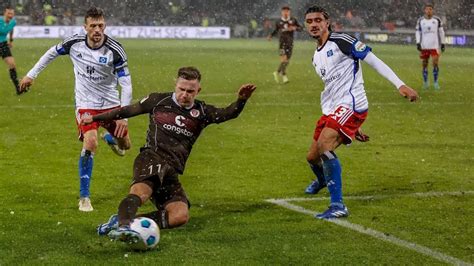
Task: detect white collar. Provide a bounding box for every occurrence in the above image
[172,93,194,110]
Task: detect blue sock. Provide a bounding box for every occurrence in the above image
[433,66,439,83]
[103,132,117,145]
[78,149,94,198]
[422,68,428,83]
[309,163,326,188]
[321,151,343,207]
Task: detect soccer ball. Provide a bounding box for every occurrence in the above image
[128,217,160,250]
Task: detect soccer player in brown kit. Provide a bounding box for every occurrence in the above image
[267,5,302,84]
[83,67,257,243]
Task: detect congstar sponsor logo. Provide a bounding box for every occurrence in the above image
[162,124,193,137]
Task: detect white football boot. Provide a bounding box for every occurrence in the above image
[79,197,94,212]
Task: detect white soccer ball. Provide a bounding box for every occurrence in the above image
[128,217,160,250]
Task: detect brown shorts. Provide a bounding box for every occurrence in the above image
[279,42,293,59]
[133,148,190,209]
[0,42,12,59]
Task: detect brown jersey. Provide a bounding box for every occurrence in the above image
[270,17,302,45]
[92,92,248,174]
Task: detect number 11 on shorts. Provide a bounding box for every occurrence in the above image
[148,164,162,175]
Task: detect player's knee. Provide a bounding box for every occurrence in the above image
[169,210,189,227]
[83,135,98,151]
[175,212,190,226]
[316,139,331,155]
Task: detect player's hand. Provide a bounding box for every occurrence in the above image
[355,129,370,142]
[80,113,93,125]
[114,119,128,138]
[19,76,33,93]
[238,84,257,100]
[441,44,445,52]
[416,43,422,51]
[398,85,419,102]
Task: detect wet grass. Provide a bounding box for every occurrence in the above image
[0,39,473,264]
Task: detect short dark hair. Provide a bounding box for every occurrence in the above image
[178,67,201,82]
[305,5,330,20]
[84,6,105,23]
[424,3,434,8]
[281,6,290,11]
[4,5,14,11]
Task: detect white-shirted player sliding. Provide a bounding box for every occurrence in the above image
[416,3,445,90]
[303,5,419,219]
[19,7,133,212]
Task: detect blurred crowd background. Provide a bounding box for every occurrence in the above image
[1,0,472,36]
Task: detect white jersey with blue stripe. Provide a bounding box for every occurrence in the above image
[55,34,129,109]
[415,16,445,50]
[311,32,371,115]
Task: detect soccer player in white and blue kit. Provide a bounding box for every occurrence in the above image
[416,3,445,89]
[19,7,133,212]
[303,6,419,219]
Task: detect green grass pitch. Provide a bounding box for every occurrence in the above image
[0,39,473,264]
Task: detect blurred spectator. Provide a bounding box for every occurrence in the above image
[44,10,57,25]
[201,15,209,27]
[249,18,258,37]
[4,0,471,31]
[15,3,24,15]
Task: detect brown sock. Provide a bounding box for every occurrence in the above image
[117,194,141,226]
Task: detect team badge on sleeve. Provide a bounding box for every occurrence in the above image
[354,41,367,52]
[352,40,371,59]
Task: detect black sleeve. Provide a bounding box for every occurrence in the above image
[435,17,442,28]
[330,35,354,57]
[294,18,303,31]
[203,99,247,125]
[92,93,163,121]
[55,34,84,55]
[270,21,279,37]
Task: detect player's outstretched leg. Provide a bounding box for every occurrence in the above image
[78,149,94,212]
[108,194,142,242]
[315,151,349,219]
[102,132,126,156]
[138,201,189,229]
[139,209,171,229]
[305,163,327,194]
